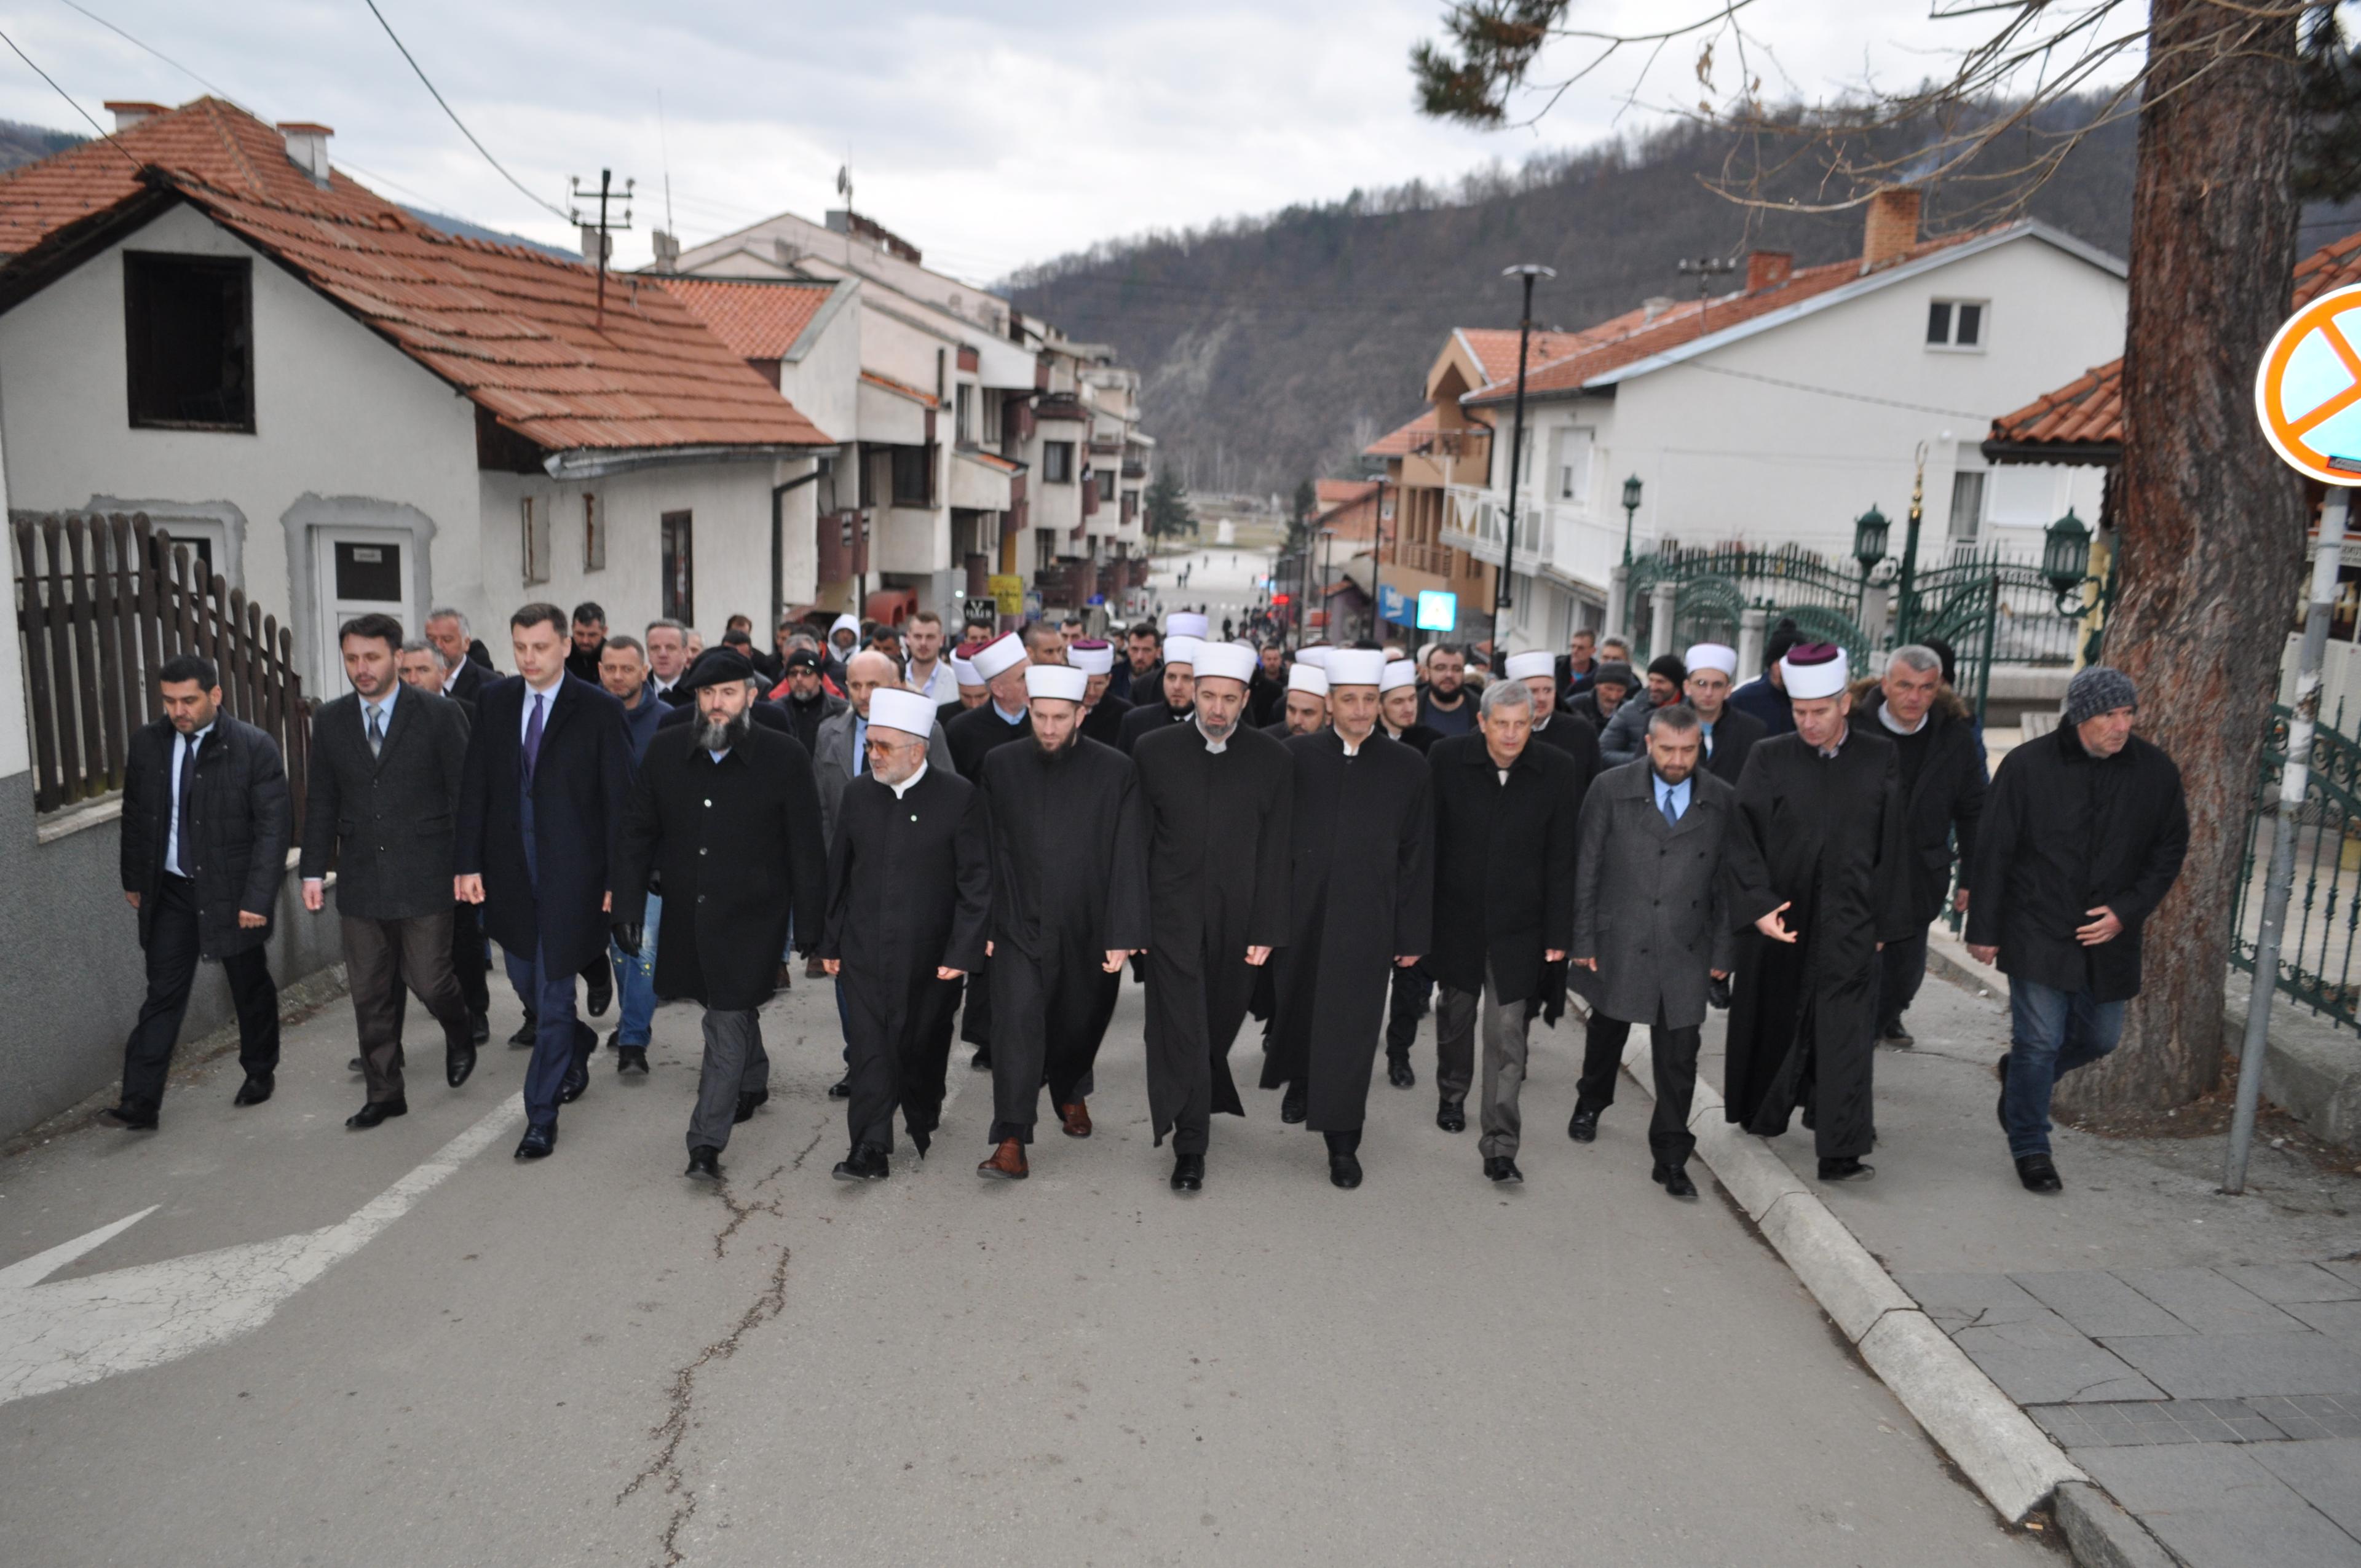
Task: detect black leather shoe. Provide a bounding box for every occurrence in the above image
[1436,1099,1466,1134]
[446,1044,477,1088]
[734,1088,768,1124]
[1878,1023,1915,1049]
[1329,1153,1363,1189]
[586,969,613,1018]
[685,1146,722,1181]
[616,1046,649,1075]
[97,1104,158,1130]
[1386,1057,1415,1089]
[1484,1155,1524,1184]
[346,1098,408,1130]
[1170,1152,1204,1192]
[469,1011,490,1045]
[1654,1163,1698,1198]
[832,1146,890,1182]
[1817,1156,1875,1182]
[559,1063,589,1104]
[971,1047,992,1071]
[233,1075,273,1107]
[1567,1105,1600,1143]
[826,1077,852,1099]
[508,1016,537,1047]
[515,1121,555,1159]
[347,1056,365,1073]
[2015,1153,2063,1194]
[1279,1084,1307,1124]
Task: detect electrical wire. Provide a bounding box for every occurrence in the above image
[0,22,136,167]
[53,0,237,102]
[360,0,570,223]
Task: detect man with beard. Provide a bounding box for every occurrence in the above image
[814,649,955,849]
[1110,621,1161,705]
[1506,650,1605,790]
[1131,639,1291,1191]
[1418,644,1476,737]
[564,601,607,684]
[1599,654,1690,766]
[975,663,1149,1178]
[777,648,848,752]
[1069,638,1133,746]
[1247,641,1287,729]
[943,648,988,723]
[818,687,991,1180]
[1378,659,1441,754]
[1565,660,1633,736]
[1722,645,1913,1183]
[1118,635,1200,751]
[945,633,1034,782]
[612,651,827,1179]
[1268,661,1327,737]
[1261,649,1432,1188]
[1680,643,1766,785]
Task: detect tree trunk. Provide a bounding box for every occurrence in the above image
[2058,0,2305,1117]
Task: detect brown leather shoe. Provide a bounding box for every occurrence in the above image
[976,1138,1029,1179]
[1059,1100,1092,1138]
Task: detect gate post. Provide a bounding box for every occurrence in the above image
[1607,562,1631,642]
[1737,605,1768,681]
[1648,581,1679,663]
[1861,579,1892,652]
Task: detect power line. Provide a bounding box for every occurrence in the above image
[53,0,235,102]
[1679,360,1993,420]
[360,0,569,223]
[0,22,136,168]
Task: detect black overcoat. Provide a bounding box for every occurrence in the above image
[120,713,289,959]
[455,675,633,976]
[1117,698,1193,754]
[612,724,828,1010]
[946,701,1032,782]
[1080,692,1133,748]
[819,766,992,1035]
[1849,687,1987,925]
[299,686,470,921]
[982,735,1149,964]
[1262,731,1434,1131]
[1530,710,1604,801]
[1425,732,1580,1004]
[1701,705,1768,786]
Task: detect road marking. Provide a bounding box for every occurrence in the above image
[0,1093,524,1407]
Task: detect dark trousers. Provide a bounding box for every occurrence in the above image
[1576,1004,1704,1168]
[690,1008,769,1153]
[344,909,469,1104]
[1875,929,1930,1033]
[842,973,962,1153]
[449,900,489,1017]
[120,874,278,1112]
[1385,964,1433,1063]
[987,946,1120,1144]
[504,946,593,1123]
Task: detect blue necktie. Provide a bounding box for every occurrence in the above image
[523,693,546,782]
[1661,787,1680,827]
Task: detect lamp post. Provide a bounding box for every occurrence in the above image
[1496,263,1556,662]
[1853,504,1891,574]
[1368,473,1386,643]
[1620,473,1642,567]
[1896,441,1928,639]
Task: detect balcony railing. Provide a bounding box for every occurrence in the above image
[1438,486,1656,593]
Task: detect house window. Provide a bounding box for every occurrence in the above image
[1927,299,1987,350]
[1947,471,1985,543]
[582,494,605,571]
[1556,427,1594,502]
[520,496,550,585]
[1043,441,1075,483]
[890,446,933,507]
[955,382,974,445]
[661,510,694,622]
[1096,469,1117,502]
[124,252,254,431]
[1035,527,1056,572]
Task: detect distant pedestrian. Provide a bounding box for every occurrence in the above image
[1726,620,1800,737]
[1966,667,2186,1195]
[1597,654,1688,766]
[105,654,290,1129]
[1418,644,1477,736]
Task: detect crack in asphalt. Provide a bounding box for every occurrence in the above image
[711,1166,786,1261]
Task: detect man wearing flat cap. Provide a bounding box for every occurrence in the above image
[611,647,828,1180]
[1565,660,1635,736]
[1722,644,1914,1183]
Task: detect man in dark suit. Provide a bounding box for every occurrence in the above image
[403,638,494,1045]
[301,614,478,1127]
[564,601,607,685]
[456,602,635,1160]
[426,607,494,703]
[1567,705,1738,1198]
[105,653,290,1128]
[1681,643,1767,786]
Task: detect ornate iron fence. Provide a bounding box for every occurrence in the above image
[2229,704,2361,1031]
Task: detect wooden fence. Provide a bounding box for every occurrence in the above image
[11,511,309,833]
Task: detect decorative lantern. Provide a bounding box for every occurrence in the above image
[1853,504,1890,571]
[2043,508,2092,595]
[1622,474,1643,513]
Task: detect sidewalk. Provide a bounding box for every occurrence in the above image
[1684,932,2361,1567]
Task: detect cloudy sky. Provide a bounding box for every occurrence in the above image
[0,1,2141,282]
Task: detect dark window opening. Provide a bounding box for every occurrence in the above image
[661,511,694,624]
[334,540,403,600]
[1924,301,1952,345]
[125,252,254,431]
[1043,441,1075,483]
[891,446,933,507]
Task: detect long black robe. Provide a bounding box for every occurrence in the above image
[1118,697,1195,754]
[1262,731,1433,1131]
[943,701,1032,1048]
[981,735,1149,1141]
[1721,730,1915,1160]
[1132,721,1292,1151]
[1080,693,1134,748]
[818,766,992,1152]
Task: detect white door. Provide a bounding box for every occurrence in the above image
[313,528,413,696]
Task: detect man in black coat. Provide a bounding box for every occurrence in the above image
[1966,667,2186,1194]
[1261,649,1432,1188]
[1269,662,1327,737]
[426,607,493,705]
[456,602,635,1160]
[1070,638,1133,748]
[300,614,478,1127]
[405,635,495,1043]
[1378,659,1441,1085]
[105,654,291,1128]
[1849,647,1987,1048]
[563,600,607,685]
[1563,660,1633,737]
[613,651,828,1179]
[977,665,1148,1177]
[1378,660,1441,754]
[942,632,1035,1070]
[1680,643,1767,786]
[1505,650,1604,790]
[1426,679,1581,1183]
[1132,643,1292,1191]
[1116,635,1200,752]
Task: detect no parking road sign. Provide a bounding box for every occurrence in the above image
[2256,282,2361,484]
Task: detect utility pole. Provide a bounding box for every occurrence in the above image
[1367,474,1386,644]
[569,168,635,332]
[1677,255,1736,331]
[1497,264,1555,663]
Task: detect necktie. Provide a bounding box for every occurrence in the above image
[1661,787,1680,827]
[524,692,546,782]
[366,703,384,758]
[853,721,864,777]
[175,731,199,875]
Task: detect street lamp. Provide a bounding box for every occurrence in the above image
[1495,263,1556,658]
[1853,504,1891,572]
[2043,507,2093,608]
[1620,473,1643,567]
[1368,473,1387,642]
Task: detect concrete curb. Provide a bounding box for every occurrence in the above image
[1618,1035,2087,1526]
[2052,1481,2181,1568]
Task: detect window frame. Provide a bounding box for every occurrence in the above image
[1926,297,1989,353]
[520,496,550,585]
[1043,440,1076,484]
[123,250,256,433]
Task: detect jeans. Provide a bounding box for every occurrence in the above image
[2003,976,2125,1158]
[609,892,662,1048]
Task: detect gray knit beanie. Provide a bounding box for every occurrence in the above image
[2062,665,2137,728]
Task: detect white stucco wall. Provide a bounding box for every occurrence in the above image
[0,419,25,780]
[775,286,862,451]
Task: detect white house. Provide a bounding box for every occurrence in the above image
[0,98,837,694]
[1447,189,2128,652]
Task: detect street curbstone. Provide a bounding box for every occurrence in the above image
[2051,1479,2180,1568]
[1857,1310,2087,1524]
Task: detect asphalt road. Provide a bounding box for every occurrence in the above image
[1148,546,1272,636]
[0,969,2051,1566]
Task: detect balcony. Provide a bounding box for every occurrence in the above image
[1439,485,1652,595]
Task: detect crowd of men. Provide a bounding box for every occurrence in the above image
[101,596,2188,1202]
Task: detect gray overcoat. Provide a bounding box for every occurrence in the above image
[1569,758,1738,1029]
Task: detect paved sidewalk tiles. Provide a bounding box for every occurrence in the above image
[2077,1443,2361,1567]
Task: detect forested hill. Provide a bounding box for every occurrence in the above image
[1006,111,2159,497]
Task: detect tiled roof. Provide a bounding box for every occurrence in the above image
[1456,327,1608,387]
[1987,228,2361,457]
[0,97,832,453]
[860,369,938,408]
[1363,408,1437,457]
[654,275,835,359]
[1465,228,1998,405]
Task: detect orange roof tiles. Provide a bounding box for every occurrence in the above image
[1363,408,1437,457]
[1457,327,1607,387]
[0,97,832,453]
[1988,228,2361,457]
[654,275,834,359]
[860,369,939,408]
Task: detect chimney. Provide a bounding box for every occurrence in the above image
[1640,295,1675,325]
[1745,250,1793,293]
[578,225,612,264]
[651,229,681,269]
[104,101,166,133]
[276,122,333,187]
[1861,186,1922,272]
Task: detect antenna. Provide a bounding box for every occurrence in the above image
[1676,255,1736,329]
[568,168,636,331]
[836,162,852,213]
[656,89,674,237]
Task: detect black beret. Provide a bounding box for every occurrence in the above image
[680,647,757,691]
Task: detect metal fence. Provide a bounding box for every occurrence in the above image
[11,510,310,833]
[2229,704,2361,1031]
